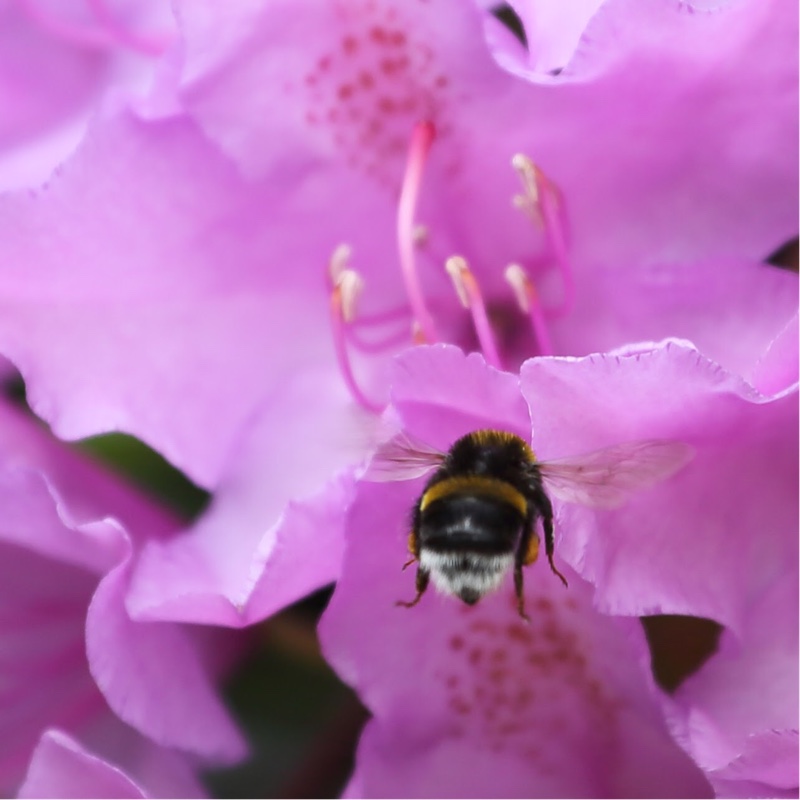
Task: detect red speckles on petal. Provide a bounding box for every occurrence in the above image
[433,592,625,773]
[298,0,459,186]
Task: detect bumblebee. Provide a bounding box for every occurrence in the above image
[369,428,693,621]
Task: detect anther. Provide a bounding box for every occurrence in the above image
[328,244,364,322]
[505,264,553,356]
[511,153,541,222]
[398,121,439,344]
[445,256,502,370]
[511,154,575,316]
[329,243,352,283]
[328,246,385,414]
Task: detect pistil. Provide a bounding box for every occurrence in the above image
[397,121,440,344]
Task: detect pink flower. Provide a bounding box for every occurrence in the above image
[0,0,174,191]
[0,0,794,630]
[0,396,246,795]
[319,342,797,797]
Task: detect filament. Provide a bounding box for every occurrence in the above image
[505,264,554,356]
[445,256,502,369]
[512,154,575,316]
[328,246,386,414]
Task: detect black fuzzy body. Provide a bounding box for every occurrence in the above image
[399,430,561,618]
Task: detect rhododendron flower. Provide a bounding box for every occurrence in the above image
[0,396,246,795]
[319,342,798,798]
[0,0,795,629]
[0,0,174,191]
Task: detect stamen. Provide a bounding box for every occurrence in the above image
[397,121,439,344]
[505,264,554,356]
[512,154,575,316]
[445,256,502,370]
[330,247,411,352]
[328,247,385,414]
[338,269,364,324]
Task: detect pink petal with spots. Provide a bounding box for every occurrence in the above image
[176,0,797,271]
[321,345,710,797]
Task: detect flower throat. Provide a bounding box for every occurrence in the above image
[328,121,574,413]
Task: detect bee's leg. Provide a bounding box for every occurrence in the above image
[513,562,531,624]
[513,520,539,623]
[540,493,568,588]
[396,567,430,609]
[402,530,419,570]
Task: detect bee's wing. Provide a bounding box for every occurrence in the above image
[362,432,446,482]
[538,439,695,509]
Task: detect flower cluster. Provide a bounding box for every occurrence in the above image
[0,0,796,797]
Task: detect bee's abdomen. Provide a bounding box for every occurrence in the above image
[418,491,524,554]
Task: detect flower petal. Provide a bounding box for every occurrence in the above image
[86,561,247,762]
[519,340,798,632]
[320,345,711,797]
[126,365,372,625]
[177,0,798,268]
[482,0,604,77]
[668,570,798,796]
[550,259,798,383]
[18,730,145,799]
[321,475,710,797]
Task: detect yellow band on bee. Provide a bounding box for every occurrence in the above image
[420,475,528,518]
[468,430,536,462]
